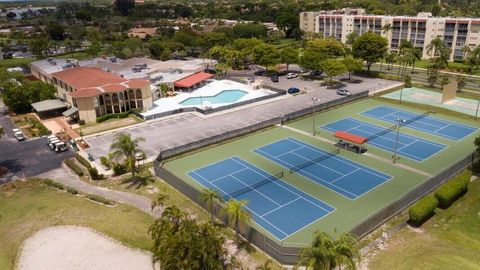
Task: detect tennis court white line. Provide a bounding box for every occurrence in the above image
[329,168,361,185]
[231,157,334,213]
[210,168,249,184]
[190,169,290,238]
[260,197,301,218]
[289,150,350,179]
[255,147,358,199]
[286,137,392,180]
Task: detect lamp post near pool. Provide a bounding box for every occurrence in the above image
[312,98,320,136]
[393,118,406,163]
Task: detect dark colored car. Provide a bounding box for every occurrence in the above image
[287,87,300,94]
[271,74,279,82]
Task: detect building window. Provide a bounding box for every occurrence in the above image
[135,89,142,99]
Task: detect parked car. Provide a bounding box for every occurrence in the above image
[47,135,58,145]
[49,138,60,150]
[54,142,68,153]
[270,74,279,82]
[287,87,300,94]
[13,129,25,141]
[336,89,351,96]
[286,73,299,79]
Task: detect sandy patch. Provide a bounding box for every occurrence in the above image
[17,226,155,270]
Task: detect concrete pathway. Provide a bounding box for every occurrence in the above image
[38,166,161,218]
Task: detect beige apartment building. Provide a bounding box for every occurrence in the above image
[300,9,480,61]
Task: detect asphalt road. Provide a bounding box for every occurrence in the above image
[0,103,73,184]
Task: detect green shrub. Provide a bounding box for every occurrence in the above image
[66,187,79,195]
[65,159,84,177]
[100,156,111,169]
[471,160,480,174]
[112,163,127,176]
[88,167,103,180]
[44,179,65,190]
[434,171,471,208]
[79,119,86,125]
[85,194,115,206]
[75,153,92,169]
[409,195,438,226]
[95,111,131,123]
[378,72,402,81]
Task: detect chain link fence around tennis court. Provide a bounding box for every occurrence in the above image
[155,151,475,265]
[156,91,369,161]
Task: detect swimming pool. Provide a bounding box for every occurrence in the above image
[180,89,247,106]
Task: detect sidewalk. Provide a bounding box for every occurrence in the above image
[38,165,161,218]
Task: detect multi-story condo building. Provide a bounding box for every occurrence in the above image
[300,9,480,61]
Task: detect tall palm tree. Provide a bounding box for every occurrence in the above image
[298,231,360,270]
[381,23,392,37]
[201,188,222,225]
[298,231,336,270]
[426,37,445,58]
[222,199,251,244]
[151,193,169,211]
[334,233,361,270]
[256,259,274,270]
[109,133,145,178]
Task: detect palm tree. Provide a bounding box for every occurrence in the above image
[381,23,392,38]
[109,133,145,179]
[334,233,360,270]
[256,259,274,270]
[222,199,251,244]
[0,126,4,139]
[151,193,169,211]
[201,188,222,225]
[426,37,445,59]
[298,231,360,270]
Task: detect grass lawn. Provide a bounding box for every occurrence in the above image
[0,58,34,69]
[0,179,154,270]
[368,176,480,270]
[271,38,300,49]
[76,115,143,136]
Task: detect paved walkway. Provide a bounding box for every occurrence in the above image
[38,166,161,218]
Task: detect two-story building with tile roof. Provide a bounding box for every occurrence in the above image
[49,67,152,123]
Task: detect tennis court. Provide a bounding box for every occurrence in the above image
[362,105,477,141]
[321,117,447,161]
[187,156,335,240]
[254,138,392,200]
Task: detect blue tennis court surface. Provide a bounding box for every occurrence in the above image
[322,118,447,161]
[254,138,392,199]
[362,105,477,141]
[187,156,335,240]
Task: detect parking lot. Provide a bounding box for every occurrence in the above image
[84,76,401,162]
[0,106,73,183]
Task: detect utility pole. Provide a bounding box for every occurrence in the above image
[312,98,320,136]
[393,118,406,163]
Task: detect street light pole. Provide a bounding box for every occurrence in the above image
[393,118,406,163]
[476,98,480,120]
[312,98,319,136]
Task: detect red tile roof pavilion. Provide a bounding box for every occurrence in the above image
[333,131,368,145]
[174,72,214,88]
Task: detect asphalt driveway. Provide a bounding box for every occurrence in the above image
[0,104,73,184]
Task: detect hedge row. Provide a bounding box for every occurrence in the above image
[65,159,84,177]
[75,153,92,169]
[85,194,115,206]
[44,179,79,195]
[409,170,472,225]
[408,195,438,226]
[96,111,130,123]
[434,170,471,208]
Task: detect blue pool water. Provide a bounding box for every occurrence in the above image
[180,89,247,106]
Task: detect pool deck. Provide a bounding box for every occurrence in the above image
[142,80,275,117]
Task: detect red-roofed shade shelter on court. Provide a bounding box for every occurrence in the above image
[173,72,214,92]
[333,131,368,154]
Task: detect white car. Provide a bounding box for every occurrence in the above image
[336,89,351,96]
[286,73,299,79]
[13,130,25,141]
[54,142,68,153]
[49,139,60,150]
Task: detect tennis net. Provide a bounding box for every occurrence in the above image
[367,125,396,141]
[289,148,340,174]
[403,111,430,126]
[224,171,284,199]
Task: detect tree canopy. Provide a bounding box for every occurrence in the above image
[352,32,388,71]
